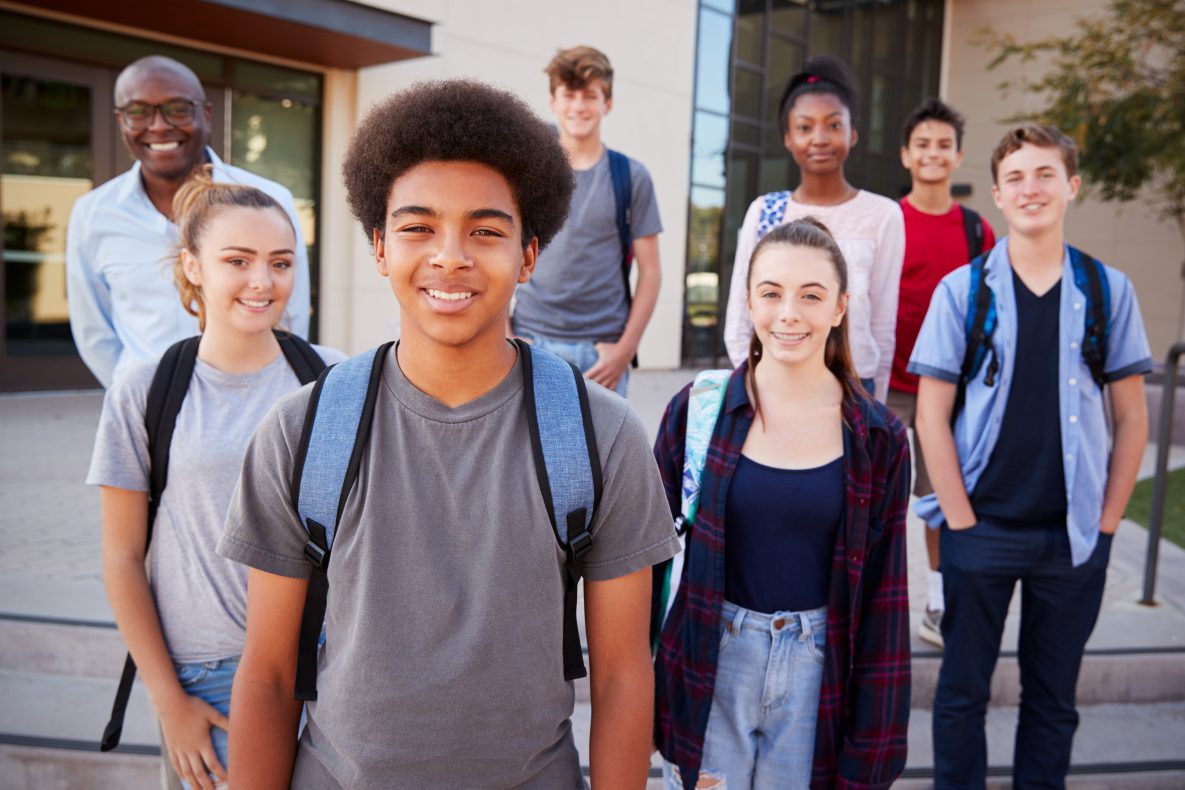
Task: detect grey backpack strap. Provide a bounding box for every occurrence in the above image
[517,339,601,680]
[290,342,391,700]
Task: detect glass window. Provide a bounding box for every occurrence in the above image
[686,185,726,359]
[732,67,762,120]
[695,7,734,115]
[731,118,762,149]
[2,75,92,356]
[766,36,803,128]
[702,0,735,12]
[867,73,890,155]
[232,61,321,104]
[771,0,807,39]
[735,0,766,66]
[807,5,843,58]
[232,90,320,263]
[691,111,729,188]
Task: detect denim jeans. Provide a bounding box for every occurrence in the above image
[516,332,629,397]
[933,522,1111,789]
[173,656,238,790]
[664,601,827,789]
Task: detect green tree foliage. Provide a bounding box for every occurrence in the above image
[981,0,1185,246]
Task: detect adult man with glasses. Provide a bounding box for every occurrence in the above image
[66,55,310,387]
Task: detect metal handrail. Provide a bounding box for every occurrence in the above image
[1141,341,1185,605]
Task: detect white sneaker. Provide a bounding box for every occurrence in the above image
[919,608,944,649]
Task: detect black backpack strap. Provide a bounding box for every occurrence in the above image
[960,205,985,261]
[101,336,200,752]
[289,343,390,701]
[276,331,327,385]
[953,256,997,426]
[1072,248,1110,389]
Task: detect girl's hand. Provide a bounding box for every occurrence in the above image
[158,693,230,790]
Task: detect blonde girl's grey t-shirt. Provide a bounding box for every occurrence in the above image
[86,345,345,662]
[217,347,680,789]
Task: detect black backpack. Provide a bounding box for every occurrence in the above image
[100,331,326,751]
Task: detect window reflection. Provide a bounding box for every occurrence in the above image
[692,111,729,189]
[2,76,91,356]
[695,7,734,115]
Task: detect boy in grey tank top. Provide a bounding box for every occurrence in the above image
[218,80,679,789]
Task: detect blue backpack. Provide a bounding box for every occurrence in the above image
[953,245,1111,422]
[651,369,730,652]
[289,339,601,700]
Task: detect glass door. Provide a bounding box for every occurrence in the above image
[0,52,114,390]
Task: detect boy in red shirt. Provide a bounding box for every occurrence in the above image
[888,98,995,648]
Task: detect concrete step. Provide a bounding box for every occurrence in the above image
[7,610,1181,713]
[899,702,1185,787]
[3,669,1182,789]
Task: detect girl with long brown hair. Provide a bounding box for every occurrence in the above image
[653,218,912,789]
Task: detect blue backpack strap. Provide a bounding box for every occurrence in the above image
[517,338,601,681]
[954,254,999,425]
[757,191,791,240]
[1069,246,1111,389]
[290,342,391,701]
[651,369,730,652]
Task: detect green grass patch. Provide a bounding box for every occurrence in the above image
[1125,466,1185,549]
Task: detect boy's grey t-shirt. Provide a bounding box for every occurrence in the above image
[218,347,679,789]
[512,151,662,343]
[86,345,346,662]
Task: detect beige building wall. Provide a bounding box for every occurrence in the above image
[944,0,1184,361]
[323,0,697,368]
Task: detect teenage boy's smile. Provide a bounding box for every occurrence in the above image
[374,160,536,349]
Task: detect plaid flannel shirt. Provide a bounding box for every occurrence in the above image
[652,365,911,789]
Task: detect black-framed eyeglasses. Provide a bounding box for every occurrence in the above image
[116,100,207,130]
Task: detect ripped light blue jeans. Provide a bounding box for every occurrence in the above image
[665,601,827,789]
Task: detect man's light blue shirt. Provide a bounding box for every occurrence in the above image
[908,236,1152,566]
[66,147,310,387]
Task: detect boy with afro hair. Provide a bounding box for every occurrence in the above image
[218,79,679,788]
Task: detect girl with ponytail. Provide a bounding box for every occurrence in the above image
[653,218,911,789]
[723,54,905,402]
[87,167,344,789]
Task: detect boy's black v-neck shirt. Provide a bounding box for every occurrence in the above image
[971,269,1068,527]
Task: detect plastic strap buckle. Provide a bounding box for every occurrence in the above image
[303,540,328,568]
[567,529,593,561]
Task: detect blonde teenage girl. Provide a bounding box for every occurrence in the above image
[88,171,342,789]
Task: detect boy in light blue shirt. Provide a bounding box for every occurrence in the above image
[910,123,1151,788]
